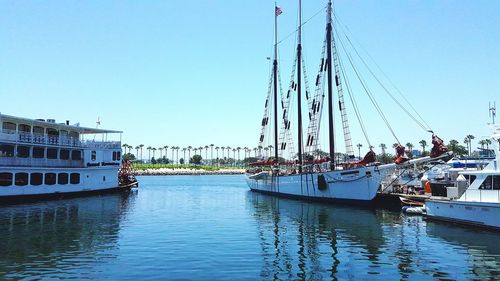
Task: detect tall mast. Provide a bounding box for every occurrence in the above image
[273,4,279,162]
[297,0,303,173]
[326,0,335,170]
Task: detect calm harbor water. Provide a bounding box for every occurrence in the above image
[0,175,499,280]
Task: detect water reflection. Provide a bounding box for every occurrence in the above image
[248,192,386,280]
[0,191,136,279]
[426,221,500,278]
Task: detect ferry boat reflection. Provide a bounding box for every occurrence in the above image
[0,191,136,275]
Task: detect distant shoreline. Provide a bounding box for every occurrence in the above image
[134,168,246,176]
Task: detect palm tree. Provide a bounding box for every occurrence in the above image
[406,142,414,152]
[464,135,475,156]
[236,147,241,165]
[210,144,214,166]
[139,144,144,162]
[379,143,387,155]
[146,146,152,162]
[356,143,363,158]
[159,147,164,159]
[244,147,249,160]
[392,143,399,149]
[122,143,128,154]
[419,140,427,155]
[215,146,220,166]
[484,139,492,150]
[135,146,140,158]
[175,146,180,164]
[182,147,187,164]
[479,139,485,149]
[164,146,169,160]
[204,145,209,164]
[152,147,157,160]
[254,147,258,157]
[187,146,192,162]
[264,147,269,158]
[226,146,231,159]
[171,146,175,163]
[232,148,236,166]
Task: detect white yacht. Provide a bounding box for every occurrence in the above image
[0,113,137,202]
[425,127,500,229]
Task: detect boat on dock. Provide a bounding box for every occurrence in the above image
[425,125,500,230]
[246,0,451,204]
[0,113,137,203]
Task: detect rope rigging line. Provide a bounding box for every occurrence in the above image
[277,5,327,45]
[333,14,433,132]
[338,57,372,148]
[336,32,401,144]
[340,32,429,132]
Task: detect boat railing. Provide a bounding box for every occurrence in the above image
[81,140,121,149]
[0,157,84,168]
[462,189,500,203]
[1,131,120,149]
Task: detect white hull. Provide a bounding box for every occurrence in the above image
[0,166,120,197]
[425,200,500,229]
[246,165,391,202]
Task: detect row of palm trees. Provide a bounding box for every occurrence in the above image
[123,134,495,164]
[120,144,276,165]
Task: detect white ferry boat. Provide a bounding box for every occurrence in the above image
[425,126,500,230]
[0,113,137,203]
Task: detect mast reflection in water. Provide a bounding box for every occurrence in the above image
[248,191,500,280]
[0,191,136,279]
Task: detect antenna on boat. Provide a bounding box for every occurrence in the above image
[96,116,101,128]
[489,101,496,124]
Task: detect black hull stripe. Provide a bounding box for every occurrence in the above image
[0,185,135,205]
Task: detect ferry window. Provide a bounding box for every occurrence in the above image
[71,150,82,160]
[18,124,31,133]
[112,151,116,161]
[70,173,80,184]
[0,173,13,186]
[47,148,58,159]
[33,147,45,158]
[60,149,70,160]
[2,122,16,133]
[15,173,29,186]
[33,126,44,135]
[69,131,79,140]
[0,144,14,157]
[479,176,492,190]
[45,173,56,185]
[91,151,96,161]
[117,151,121,161]
[46,128,58,136]
[493,176,500,190]
[30,173,43,186]
[17,146,30,158]
[58,173,69,185]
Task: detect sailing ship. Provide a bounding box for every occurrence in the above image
[246,0,451,203]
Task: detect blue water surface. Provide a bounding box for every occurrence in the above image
[0,175,499,280]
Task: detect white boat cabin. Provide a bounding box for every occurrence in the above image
[0,113,123,188]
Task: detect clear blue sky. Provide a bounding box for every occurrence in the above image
[1,0,499,155]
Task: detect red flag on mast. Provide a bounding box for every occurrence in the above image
[275,6,282,16]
